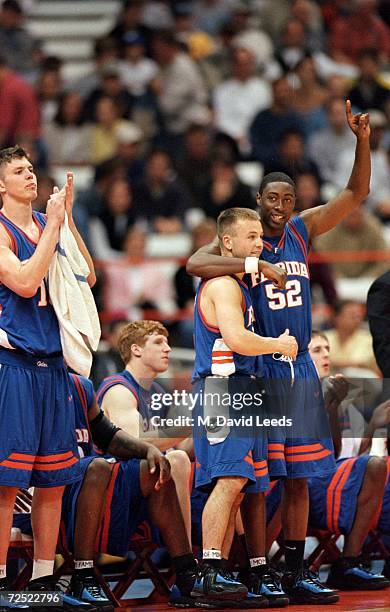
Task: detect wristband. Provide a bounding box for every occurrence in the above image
[245,257,258,274]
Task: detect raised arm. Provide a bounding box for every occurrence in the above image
[62,172,96,287]
[209,277,297,358]
[0,188,65,297]
[301,100,371,239]
[186,238,287,289]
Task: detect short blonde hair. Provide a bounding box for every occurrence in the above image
[118,320,168,364]
[217,207,260,242]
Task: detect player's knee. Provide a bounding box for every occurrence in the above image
[167,449,191,478]
[365,456,387,486]
[284,477,307,496]
[85,458,112,490]
[0,485,18,503]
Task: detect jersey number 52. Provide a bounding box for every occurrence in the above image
[265,280,302,310]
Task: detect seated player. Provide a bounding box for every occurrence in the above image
[13,372,198,610]
[191,208,297,608]
[96,320,193,547]
[308,330,389,590]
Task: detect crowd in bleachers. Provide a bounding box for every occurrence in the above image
[1,0,390,345]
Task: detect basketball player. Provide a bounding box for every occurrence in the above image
[308,331,389,590]
[187,100,370,603]
[0,146,95,601]
[96,320,193,548]
[191,207,297,607]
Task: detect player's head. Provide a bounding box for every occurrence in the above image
[309,330,330,379]
[118,320,170,374]
[256,172,296,232]
[217,207,263,259]
[0,145,37,204]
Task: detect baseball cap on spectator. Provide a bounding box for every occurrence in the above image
[116,122,143,144]
[366,109,387,129]
[122,31,145,46]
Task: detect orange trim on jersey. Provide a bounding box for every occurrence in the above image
[212,351,233,357]
[285,449,332,462]
[7,452,35,462]
[244,454,253,465]
[268,443,284,451]
[71,374,93,443]
[268,452,285,460]
[197,282,220,333]
[0,218,18,256]
[329,458,357,534]
[254,467,268,477]
[285,443,324,454]
[326,460,350,532]
[212,358,234,364]
[196,461,201,469]
[34,456,78,471]
[100,462,120,553]
[0,460,33,470]
[34,451,74,463]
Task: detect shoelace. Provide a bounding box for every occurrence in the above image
[296,568,328,590]
[84,579,105,598]
[261,571,283,593]
[272,353,295,386]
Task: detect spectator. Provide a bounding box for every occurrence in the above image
[175,124,213,209]
[174,217,217,347]
[315,207,389,279]
[325,300,378,373]
[104,226,176,319]
[83,63,133,123]
[173,3,216,62]
[229,2,274,70]
[90,97,138,165]
[32,172,55,213]
[75,157,126,218]
[212,47,271,154]
[348,48,390,114]
[89,177,136,259]
[36,64,63,123]
[0,0,42,79]
[90,318,128,388]
[199,155,255,219]
[132,148,191,233]
[263,129,321,183]
[290,0,325,52]
[249,75,306,165]
[199,23,235,92]
[43,91,92,165]
[290,54,329,136]
[308,97,356,185]
[108,0,151,54]
[335,109,390,219]
[191,0,233,35]
[329,0,390,65]
[117,32,159,97]
[0,54,40,148]
[71,37,119,100]
[151,29,209,153]
[95,121,145,186]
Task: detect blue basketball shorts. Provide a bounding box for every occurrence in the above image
[0,349,80,488]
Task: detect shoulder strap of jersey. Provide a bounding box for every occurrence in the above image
[0,212,19,255]
[96,374,139,406]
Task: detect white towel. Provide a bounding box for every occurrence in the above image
[48,213,100,377]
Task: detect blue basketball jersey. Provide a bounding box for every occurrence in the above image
[0,211,61,355]
[68,373,94,458]
[249,215,311,352]
[96,370,168,432]
[192,275,257,380]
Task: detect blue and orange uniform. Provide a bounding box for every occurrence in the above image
[250,215,336,478]
[192,275,269,493]
[0,211,80,488]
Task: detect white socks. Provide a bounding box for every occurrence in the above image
[31,559,54,581]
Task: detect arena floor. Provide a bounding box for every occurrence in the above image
[113,592,390,611]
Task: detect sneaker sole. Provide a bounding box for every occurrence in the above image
[287,593,339,605]
[266,595,290,607]
[327,580,390,591]
[191,590,247,602]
